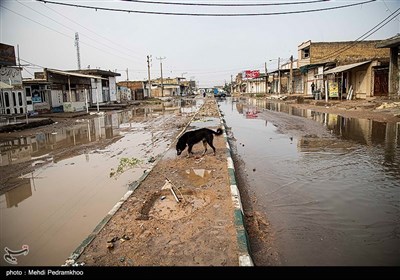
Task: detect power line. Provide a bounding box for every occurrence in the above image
[121,0,330,7]
[35,0,376,17]
[0,4,143,66]
[38,1,144,59]
[315,7,400,62]
[19,58,45,69]
[382,0,400,22]
[15,0,143,61]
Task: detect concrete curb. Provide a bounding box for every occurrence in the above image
[64,100,203,266]
[217,104,254,266]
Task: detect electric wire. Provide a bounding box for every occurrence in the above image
[35,0,376,17]
[121,0,330,7]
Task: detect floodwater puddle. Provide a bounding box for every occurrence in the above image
[0,99,202,266]
[185,168,213,187]
[242,98,400,145]
[218,98,400,266]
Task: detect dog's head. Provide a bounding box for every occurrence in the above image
[176,140,186,156]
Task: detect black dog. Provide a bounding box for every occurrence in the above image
[176,128,223,157]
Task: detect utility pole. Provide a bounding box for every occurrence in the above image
[74,32,81,70]
[126,68,129,81]
[156,57,166,97]
[230,75,233,95]
[277,57,281,95]
[147,55,152,98]
[17,44,29,123]
[265,62,268,94]
[289,55,293,94]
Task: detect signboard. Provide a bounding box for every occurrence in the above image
[0,66,22,85]
[0,43,16,66]
[32,90,42,103]
[243,70,260,79]
[328,81,339,98]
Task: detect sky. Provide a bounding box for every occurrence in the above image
[0,0,399,88]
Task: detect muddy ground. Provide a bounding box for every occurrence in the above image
[74,99,240,266]
[1,96,399,266]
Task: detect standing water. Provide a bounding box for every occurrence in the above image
[219,98,399,266]
[0,99,201,266]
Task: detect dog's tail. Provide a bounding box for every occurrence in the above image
[213,128,223,135]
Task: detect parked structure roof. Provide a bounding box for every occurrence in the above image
[46,68,106,80]
[324,61,371,75]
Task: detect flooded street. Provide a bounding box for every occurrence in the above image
[0,99,201,266]
[1,96,399,266]
[219,98,400,266]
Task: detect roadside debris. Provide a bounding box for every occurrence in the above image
[162,178,181,203]
[110,157,143,178]
[121,235,130,241]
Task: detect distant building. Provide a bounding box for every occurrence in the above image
[22,68,120,113]
[298,40,390,99]
[0,43,25,115]
[117,81,145,100]
[376,34,400,96]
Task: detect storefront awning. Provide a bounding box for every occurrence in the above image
[46,69,106,80]
[324,61,370,75]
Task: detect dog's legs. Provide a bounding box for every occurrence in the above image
[202,140,207,156]
[206,136,216,155]
[187,144,194,157]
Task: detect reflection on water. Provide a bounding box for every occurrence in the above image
[245,98,400,150]
[219,98,400,266]
[4,181,32,208]
[0,97,201,266]
[185,168,212,187]
[0,100,200,168]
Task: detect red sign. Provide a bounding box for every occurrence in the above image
[244,70,260,79]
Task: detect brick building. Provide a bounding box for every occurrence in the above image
[298,40,390,99]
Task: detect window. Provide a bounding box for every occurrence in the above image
[25,87,31,96]
[18,92,23,106]
[12,92,17,106]
[302,47,310,59]
[5,92,9,106]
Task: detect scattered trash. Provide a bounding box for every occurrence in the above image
[107,236,119,243]
[162,178,181,203]
[160,196,166,200]
[110,157,143,178]
[195,157,204,163]
[32,160,46,167]
[121,235,130,241]
[64,259,75,266]
[253,168,256,172]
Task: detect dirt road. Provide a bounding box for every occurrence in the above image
[68,99,244,266]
